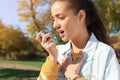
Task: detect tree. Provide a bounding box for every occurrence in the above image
[17,0,55,57]
[0,20,5,29]
[17,0,51,38]
[111,35,120,58]
[94,0,120,33]
[0,26,31,59]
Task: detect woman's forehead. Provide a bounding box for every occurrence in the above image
[51,1,72,16]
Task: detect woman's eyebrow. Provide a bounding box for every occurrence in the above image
[53,13,65,17]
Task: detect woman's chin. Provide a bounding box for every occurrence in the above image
[61,38,69,42]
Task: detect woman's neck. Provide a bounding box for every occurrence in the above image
[70,32,90,53]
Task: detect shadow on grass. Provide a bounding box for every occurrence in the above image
[0,68,39,79]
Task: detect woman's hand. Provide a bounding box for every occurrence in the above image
[60,55,85,80]
[36,31,58,63]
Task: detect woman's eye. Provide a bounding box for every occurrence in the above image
[51,16,55,21]
[59,16,65,20]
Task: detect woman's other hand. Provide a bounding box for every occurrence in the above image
[60,55,85,80]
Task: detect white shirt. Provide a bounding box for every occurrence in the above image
[57,33,120,80]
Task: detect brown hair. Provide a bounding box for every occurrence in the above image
[52,0,110,45]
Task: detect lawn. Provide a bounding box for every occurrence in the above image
[0,68,39,80]
[0,58,119,80]
[0,59,45,80]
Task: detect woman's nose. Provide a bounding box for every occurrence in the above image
[53,20,60,30]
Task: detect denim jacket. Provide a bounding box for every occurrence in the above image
[57,33,120,80]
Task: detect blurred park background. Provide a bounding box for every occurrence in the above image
[0,0,120,80]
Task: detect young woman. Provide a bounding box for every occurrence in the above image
[36,0,120,80]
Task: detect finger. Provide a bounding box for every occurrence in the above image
[41,31,45,38]
[62,56,71,64]
[60,56,71,71]
[60,63,67,74]
[44,39,56,48]
[48,40,56,47]
[42,33,52,44]
[36,31,43,43]
[60,56,68,67]
[64,56,71,64]
[43,38,53,45]
[76,55,85,66]
[62,56,67,62]
[60,66,66,74]
[61,60,68,69]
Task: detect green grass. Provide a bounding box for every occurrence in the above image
[0,58,45,68]
[0,68,39,80]
[0,59,45,80]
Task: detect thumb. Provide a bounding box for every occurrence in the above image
[76,55,85,66]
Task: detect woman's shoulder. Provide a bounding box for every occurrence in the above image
[97,41,114,51]
[96,41,116,57]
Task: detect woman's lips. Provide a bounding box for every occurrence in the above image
[58,30,65,38]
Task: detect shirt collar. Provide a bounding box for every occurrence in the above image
[83,33,98,61]
[65,33,98,61]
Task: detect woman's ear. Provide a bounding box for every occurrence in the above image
[78,10,86,22]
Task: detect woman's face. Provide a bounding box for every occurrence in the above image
[51,1,84,41]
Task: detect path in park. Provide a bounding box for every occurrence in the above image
[0,63,40,71]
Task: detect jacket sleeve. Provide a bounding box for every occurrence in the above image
[105,48,120,80]
[75,77,86,80]
[37,57,86,80]
[37,57,59,80]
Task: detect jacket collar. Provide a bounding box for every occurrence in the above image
[62,33,99,61]
[83,33,98,61]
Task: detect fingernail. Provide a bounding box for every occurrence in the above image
[41,32,45,38]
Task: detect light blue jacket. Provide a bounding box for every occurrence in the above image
[57,33,120,80]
